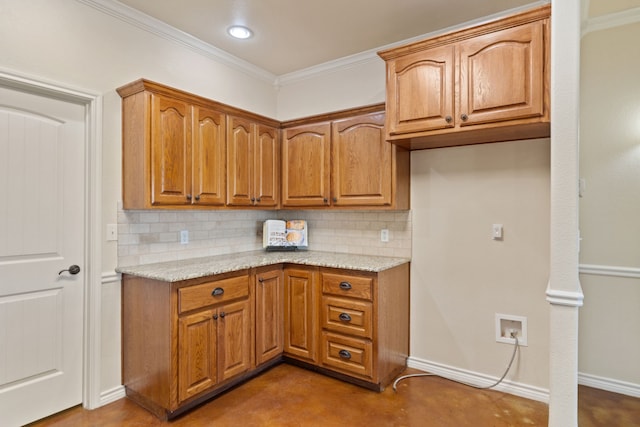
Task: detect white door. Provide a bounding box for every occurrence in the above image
[0,85,85,426]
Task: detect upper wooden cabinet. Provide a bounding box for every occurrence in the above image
[378,4,550,150]
[117,79,279,210]
[281,106,409,209]
[227,115,280,207]
[281,122,332,207]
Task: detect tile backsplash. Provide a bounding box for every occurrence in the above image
[117,208,412,267]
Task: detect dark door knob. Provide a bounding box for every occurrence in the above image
[59,265,81,275]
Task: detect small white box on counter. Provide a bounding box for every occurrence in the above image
[263,219,308,250]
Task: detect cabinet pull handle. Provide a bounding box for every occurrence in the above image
[213,313,218,320]
[339,281,352,290]
[186,194,192,201]
[220,311,226,318]
[333,197,337,203]
[194,194,200,201]
[338,349,352,360]
[258,277,264,283]
[338,313,352,322]
[251,197,256,203]
[460,114,468,122]
[256,197,261,203]
[323,197,328,204]
[211,287,224,296]
[445,115,452,123]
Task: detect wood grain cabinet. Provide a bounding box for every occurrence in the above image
[227,115,280,208]
[378,4,550,150]
[283,266,319,363]
[254,266,284,365]
[118,81,226,208]
[318,265,409,389]
[281,107,409,209]
[122,271,252,419]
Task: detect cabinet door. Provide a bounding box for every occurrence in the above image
[253,124,279,207]
[458,20,544,126]
[218,299,252,382]
[150,94,192,205]
[281,123,331,207]
[193,106,226,206]
[255,267,284,365]
[284,267,318,362]
[226,116,253,206]
[331,112,391,206]
[386,45,455,136]
[178,309,217,403]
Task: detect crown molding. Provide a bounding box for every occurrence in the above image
[75,0,276,84]
[582,6,640,37]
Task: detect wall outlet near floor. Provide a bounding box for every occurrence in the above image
[495,313,528,346]
[180,230,189,244]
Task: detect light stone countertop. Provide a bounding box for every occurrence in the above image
[116,250,410,282]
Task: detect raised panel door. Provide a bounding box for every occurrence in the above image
[226,116,253,206]
[217,299,251,382]
[387,45,455,135]
[331,112,391,206]
[193,106,226,206]
[458,20,544,126]
[178,309,217,403]
[284,267,318,362]
[255,267,284,365]
[281,123,331,207]
[150,94,192,205]
[253,124,279,207]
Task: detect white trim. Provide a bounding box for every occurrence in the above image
[99,385,126,406]
[546,288,585,307]
[276,0,550,86]
[579,264,640,279]
[0,68,104,411]
[578,372,640,398]
[74,0,276,84]
[102,270,121,284]
[406,356,550,403]
[582,7,640,37]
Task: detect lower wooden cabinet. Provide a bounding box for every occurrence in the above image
[122,262,409,419]
[255,266,284,365]
[283,263,410,390]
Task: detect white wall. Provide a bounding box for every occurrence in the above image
[0,0,278,398]
[579,20,640,389]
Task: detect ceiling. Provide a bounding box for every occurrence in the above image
[116,0,542,76]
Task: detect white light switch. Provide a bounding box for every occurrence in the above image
[106,224,118,241]
[492,224,503,240]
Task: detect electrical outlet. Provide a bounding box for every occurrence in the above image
[106,223,118,241]
[492,224,503,240]
[380,229,389,242]
[180,230,189,244]
[495,313,528,346]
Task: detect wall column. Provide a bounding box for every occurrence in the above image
[547,0,583,426]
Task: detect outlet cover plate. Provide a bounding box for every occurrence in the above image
[495,313,528,346]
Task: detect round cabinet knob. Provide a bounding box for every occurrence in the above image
[445,115,453,123]
[220,312,226,318]
[186,194,192,201]
[258,277,264,283]
[213,314,219,320]
[323,198,328,204]
[338,349,352,360]
[256,197,261,203]
[338,313,352,322]
[194,194,200,201]
[251,197,256,203]
[461,114,469,122]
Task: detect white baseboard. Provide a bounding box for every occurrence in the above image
[407,356,550,403]
[99,385,126,406]
[578,372,640,398]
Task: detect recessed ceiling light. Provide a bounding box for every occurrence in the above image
[227,25,253,39]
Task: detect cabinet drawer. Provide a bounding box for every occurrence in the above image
[321,331,372,379]
[322,296,372,339]
[321,273,372,301]
[179,275,249,313]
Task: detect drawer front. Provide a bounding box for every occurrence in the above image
[322,296,372,339]
[321,331,372,379]
[179,275,249,313]
[321,272,372,301]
